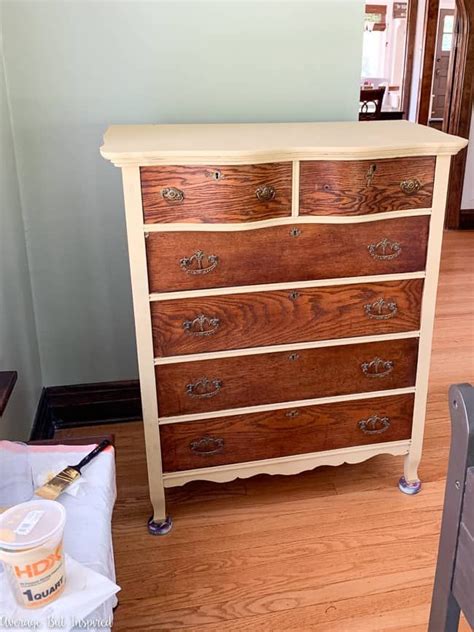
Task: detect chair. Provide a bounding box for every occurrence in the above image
[429,383,474,631]
[359,86,386,121]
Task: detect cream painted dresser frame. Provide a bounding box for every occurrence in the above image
[101,122,468,535]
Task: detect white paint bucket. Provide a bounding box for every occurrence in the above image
[0,499,66,608]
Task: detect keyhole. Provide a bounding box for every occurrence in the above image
[290,227,301,238]
[288,353,300,361]
[206,169,223,181]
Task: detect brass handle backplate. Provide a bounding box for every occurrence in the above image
[161,186,184,202]
[368,238,401,260]
[358,415,391,435]
[180,250,219,275]
[255,184,276,201]
[364,298,398,320]
[183,314,220,336]
[186,377,222,399]
[190,435,224,456]
[400,179,421,194]
[361,357,394,378]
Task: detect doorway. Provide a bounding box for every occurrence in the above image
[359,1,418,120]
[430,8,455,126]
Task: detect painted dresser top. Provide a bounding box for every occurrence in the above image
[100,120,468,167]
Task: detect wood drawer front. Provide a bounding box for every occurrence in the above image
[146,216,429,293]
[156,338,418,417]
[141,163,292,223]
[152,279,423,357]
[299,157,436,216]
[160,393,415,471]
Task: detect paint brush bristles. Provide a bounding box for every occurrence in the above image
[35,467,81,500]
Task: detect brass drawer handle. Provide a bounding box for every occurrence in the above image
[366,163,377,186]
[180,250,219,275]
[361,357,394,378]
[183,314,220,336]
[358,415,391,435]
[368,238,401,260]
[161,186,184,202]
[364,298,398,320]
[186,377,222,399]
[255,184,276,202]
[400,178,421,194]
[190,435,224,456]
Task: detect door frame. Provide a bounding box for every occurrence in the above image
[402,0,420,117]
[417,0,474,228]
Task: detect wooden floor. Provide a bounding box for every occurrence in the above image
[57,230,474,631]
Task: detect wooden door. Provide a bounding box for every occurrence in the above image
[431,9,455,120]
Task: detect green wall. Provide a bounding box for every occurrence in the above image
[0,41,42,439]
[2,0,364,386]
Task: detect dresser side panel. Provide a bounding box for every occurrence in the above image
[121,166,166,521]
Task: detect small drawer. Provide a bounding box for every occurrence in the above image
[152,278,423,357]
[156,338,418,417]
[146,216,429,293]
[160,393,415,471]
[299,156,436,216]
[140,163,292,223]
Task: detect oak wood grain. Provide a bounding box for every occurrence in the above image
[56,231,473,632]
[146,216,430,293]
[141,163,292,223]
[160,393,415,471]
[156,338,419,417]
[152,278,424,357]
[299,157,436,215]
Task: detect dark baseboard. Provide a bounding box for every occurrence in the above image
[30,380,141,440]
[459,209,474,230]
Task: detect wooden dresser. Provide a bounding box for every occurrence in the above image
[101,121,467,535]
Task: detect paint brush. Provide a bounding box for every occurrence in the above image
[34,439,111,500]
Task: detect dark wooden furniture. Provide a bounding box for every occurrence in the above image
[0,371,18,416]
[359,87,386,120]
[29,434,115,447]
[429,383,474,630]
[380,110,405,120]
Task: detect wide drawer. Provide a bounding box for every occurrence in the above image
[146,216,430,293]
[152,278,423,357]
[140,163,292,223]
[156,338,418,417]
[299,157,436,215]
[160,393,415,471]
